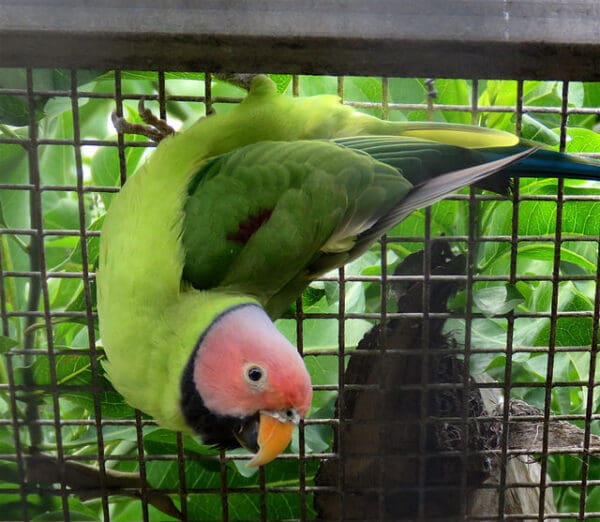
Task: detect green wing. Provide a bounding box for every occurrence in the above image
[182,140,408,305]
[180,136,525,317]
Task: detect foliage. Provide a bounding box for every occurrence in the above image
[0,71,599,520]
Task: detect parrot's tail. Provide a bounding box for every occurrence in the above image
[481,146,600,182]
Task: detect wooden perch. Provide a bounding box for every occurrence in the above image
[469,393,599,521]
[26,454,182,520]
[470,378,558,521]
[501,399,600,453]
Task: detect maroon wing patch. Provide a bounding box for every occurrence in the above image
[227,209,273,245]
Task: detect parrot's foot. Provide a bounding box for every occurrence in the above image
[111,99,175,143]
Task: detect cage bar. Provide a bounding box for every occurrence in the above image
[1,1,600,80]
[1,3,600,521]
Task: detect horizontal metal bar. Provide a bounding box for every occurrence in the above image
[0,137,153,148]
[12,470,600,493]
[2,1,600,79]
[10,448,597,466]
[3,270,600,288]
[3,271,96,279]
[6,412,599,428]
[5,310,94,318]
[0,228,101,236]
[3,308,598,320]
[313,273,600,283]
[4,270,600,285]
[1,84,599,117]
[292,310,599,319]
[4,186,600,204]
[4,343,595,358]
[311,380,599,391]
[303,345,597,356]
[10,483,599,497]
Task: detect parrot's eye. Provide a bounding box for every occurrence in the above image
[248,367,263,382]
[244,364,267,390]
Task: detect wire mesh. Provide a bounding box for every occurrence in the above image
[0,70,599,522]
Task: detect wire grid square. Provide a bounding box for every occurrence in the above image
[0,70,599,521]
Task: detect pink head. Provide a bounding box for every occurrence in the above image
[191,304,312,466]
[193,304,312,419]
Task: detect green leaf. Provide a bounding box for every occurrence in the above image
[268,74,292,94]
[479,80,518,131]
[472,284,525,317]
[31,510,98,521]
[561,126,600,153]
[277,311,370,351]
[277,255,373,351]
[31,352,134,419]
[0,460,19,485]
[434,78,471,125]
[33,352,95,386]
[521,114,560,145]
[66,424,141,448]
[344,77,382,107]
[0,337,18,353]
[0,69,106,125]
[388,78,426,106]
[296,75,339,96]
[518,244,596,273]
[0,94,38,127]
[144,428,218,460]
[144,428,318,520]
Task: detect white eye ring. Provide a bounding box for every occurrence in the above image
[243,364,268,391]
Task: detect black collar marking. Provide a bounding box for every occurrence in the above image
[180,303,260,449]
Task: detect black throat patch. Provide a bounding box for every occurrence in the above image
[180,305,259,449]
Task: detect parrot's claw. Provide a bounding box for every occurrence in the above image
[111,99,175,143]
[137,99,176,137]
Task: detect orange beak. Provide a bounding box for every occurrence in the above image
[246,411,296,467]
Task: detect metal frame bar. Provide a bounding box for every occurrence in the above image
[2,1,600,79]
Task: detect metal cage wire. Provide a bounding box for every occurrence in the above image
[0,70,599,522]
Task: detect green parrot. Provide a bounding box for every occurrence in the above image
[97,75,600,466]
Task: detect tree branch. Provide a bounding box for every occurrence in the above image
[26,454,183,520]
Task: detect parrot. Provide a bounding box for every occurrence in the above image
[96,75,600,467]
